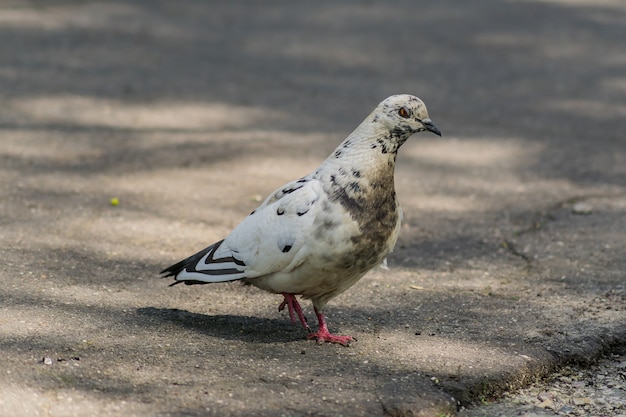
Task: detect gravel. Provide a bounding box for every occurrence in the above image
[460,345,626,417]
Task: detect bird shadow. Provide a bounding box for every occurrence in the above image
[136,306,309,344]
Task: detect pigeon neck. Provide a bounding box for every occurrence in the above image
[324,120,407,172]
[318,121,401,206]
[318,121,401,241]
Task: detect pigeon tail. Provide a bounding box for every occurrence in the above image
[160,240,222,277]
[161,240,247,285]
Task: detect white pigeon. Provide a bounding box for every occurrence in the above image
[161,94,441,345]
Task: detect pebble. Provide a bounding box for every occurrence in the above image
[459,349,626,416]
[538,398,555,409]
[571,397,592,406]
[557,405,576,414]
[571,202,593,215]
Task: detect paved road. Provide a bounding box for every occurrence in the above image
[1,1,624,416]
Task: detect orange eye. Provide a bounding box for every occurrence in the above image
[398,107,410,119]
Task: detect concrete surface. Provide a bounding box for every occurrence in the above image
[0,1,624,416]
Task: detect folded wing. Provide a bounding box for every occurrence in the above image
[162,177,323,285]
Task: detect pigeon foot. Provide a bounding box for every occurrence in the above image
[279,293,310,331]
[306,329,353,346]
[306,307,353,346]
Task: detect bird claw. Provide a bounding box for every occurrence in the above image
[305,306,354,346]
[280,298,353,346]
[306,330,353,346]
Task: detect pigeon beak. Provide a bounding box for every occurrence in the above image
[421,118,441,136]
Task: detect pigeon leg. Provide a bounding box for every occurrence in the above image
[278,293,310,331]
[307,307,353,346]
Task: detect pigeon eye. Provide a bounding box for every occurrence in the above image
[398,107,410,119]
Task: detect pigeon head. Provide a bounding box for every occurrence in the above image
[376,94,441,137]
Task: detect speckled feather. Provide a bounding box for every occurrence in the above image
[161,94,441,343]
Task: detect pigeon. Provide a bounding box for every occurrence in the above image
[161,94,441,346]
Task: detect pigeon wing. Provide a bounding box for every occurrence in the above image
[165,178,323,284]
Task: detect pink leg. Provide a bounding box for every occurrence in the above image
[306,307,353,346]
[278,293,310,331]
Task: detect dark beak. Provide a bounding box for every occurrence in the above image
[421,118,441,136]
